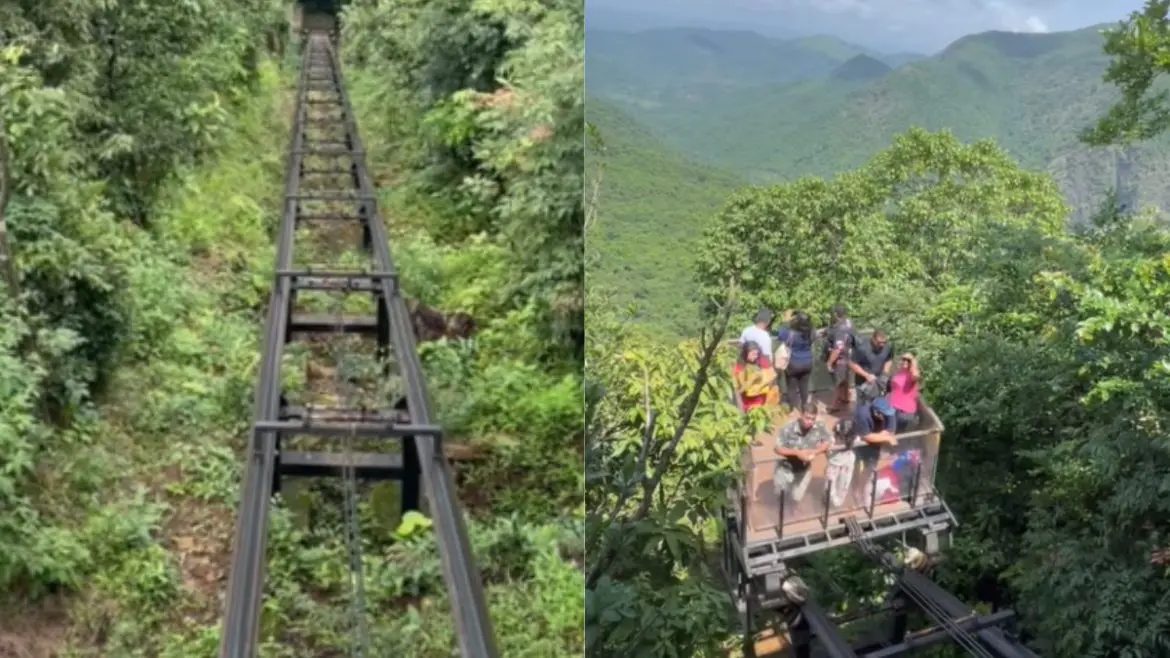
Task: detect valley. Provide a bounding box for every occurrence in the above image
[588,25,1165,231]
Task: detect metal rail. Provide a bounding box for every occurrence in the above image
[846,517,1036,658]
[793,597,860,658]
[217,32,498,658]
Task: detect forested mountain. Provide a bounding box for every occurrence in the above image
[585,98,739,336]
[1,0,583,655]
[591,24,1162,225]
[585,27,922,101]
[587,6,1170,658]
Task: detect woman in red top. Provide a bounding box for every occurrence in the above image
[734,341,777,412]
[888,352,921,431]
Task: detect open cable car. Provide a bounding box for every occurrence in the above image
[720,331,1036,658]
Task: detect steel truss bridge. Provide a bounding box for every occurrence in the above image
[217,31,498,658]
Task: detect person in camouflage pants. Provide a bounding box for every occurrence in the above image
[774,402,832,502]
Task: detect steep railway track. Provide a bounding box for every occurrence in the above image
[217,31,498,658]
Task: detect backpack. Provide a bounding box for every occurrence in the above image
[821,325,855,363]
[857,374,891,404]
[773,330,796,370]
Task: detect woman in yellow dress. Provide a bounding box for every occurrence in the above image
[733,341,780,411]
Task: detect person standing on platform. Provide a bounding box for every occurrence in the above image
[739,308,774,360]
[775,311,815,410]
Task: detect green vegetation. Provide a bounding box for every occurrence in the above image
[2,0,583,655]
[585,27,920,104]
[586,3,1170,657]
[0,3,286,654]
[585,98,740,337]
[592,24,1170,226]
[341,0,584,522]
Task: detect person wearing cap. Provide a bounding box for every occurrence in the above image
[739,308,775,363]
[845,399,898,504]
[854,396,899,447]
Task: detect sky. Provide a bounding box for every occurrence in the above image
[585,0,1148,53]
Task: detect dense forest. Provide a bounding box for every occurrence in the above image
[583,99,740,336]
[585,1,1170,657]
[1,0,583,656]
[588,22,1170,227]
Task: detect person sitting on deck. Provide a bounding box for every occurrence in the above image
[854,396,899,447]
[851,329,894,404]
[733,341,777,412]
[888,352,922,431]
[773,402,832,503]
[775,311,815,409]
[825,305,856,412]
[845,400,899,504]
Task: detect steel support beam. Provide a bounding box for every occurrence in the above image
[287,312,378,335]
[326,37,498,658]
[896,571,1039,658]
[218,33,497,658]
[279,451,405,479]
[797,598,859,658]
[254,419,440,438]
[859,610,1017,658]
[218,32,309,658]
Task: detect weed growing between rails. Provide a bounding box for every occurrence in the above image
[0,53,581,657]
[343,68,585,524]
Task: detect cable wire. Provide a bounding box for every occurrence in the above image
[846,517,994,658]
[317,39,371,655]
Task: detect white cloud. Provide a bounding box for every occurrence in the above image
[793,0,877,17]
[986,0,1051,32]
[1023,15,1051,31]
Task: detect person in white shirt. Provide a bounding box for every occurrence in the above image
[739,308,774,360]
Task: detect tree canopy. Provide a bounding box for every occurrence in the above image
[1083,0,1170,145]
[589,119,1170,656]
[1,1,585,655]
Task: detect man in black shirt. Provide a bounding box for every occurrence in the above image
[851,329,893,402]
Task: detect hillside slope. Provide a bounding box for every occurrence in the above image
[585,98,740,336]
[585,27,917,104]
[602,25,1168,224]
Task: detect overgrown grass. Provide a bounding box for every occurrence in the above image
[345,67,585,523]
[4,52,583,656]
[49,59,285,657]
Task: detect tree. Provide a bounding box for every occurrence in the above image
[696,129,1068,319]
[0,112,18,301]
[342,0,584,361]
[677,118,1170,656]
[584,286,745,657]
[1082,0,1170,145]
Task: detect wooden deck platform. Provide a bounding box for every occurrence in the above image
[742,390,940,545]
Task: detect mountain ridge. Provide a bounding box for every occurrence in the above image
[831,54,893,82]
[588,23,1164,225]
[585,26,924,100]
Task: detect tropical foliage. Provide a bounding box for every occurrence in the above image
[1,0,584,655]
[586,2,1170,656]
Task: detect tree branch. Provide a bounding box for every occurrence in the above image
[585,122,605,234]
[585,299,735,588]
[0,111,20,302]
